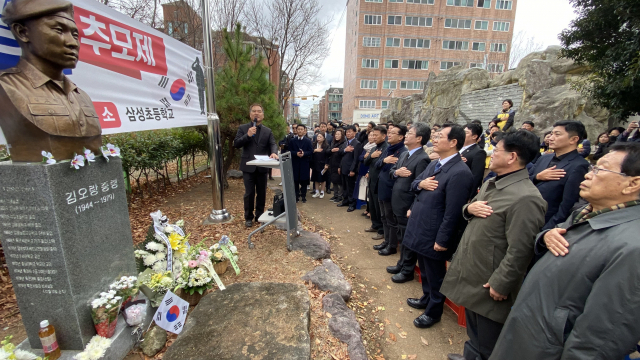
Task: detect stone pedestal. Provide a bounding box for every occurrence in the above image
[0,158,137,350]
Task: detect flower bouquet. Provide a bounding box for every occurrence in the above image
[73,335,112,360]
[137,269,174,307]
[174,243,217,305]
[90,291,123,338]
[0,336,43,360]
[134,211,188,275]
[110,276,138,310]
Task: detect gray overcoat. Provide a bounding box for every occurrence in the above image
[490,204,640,360]
[441,169,547,323]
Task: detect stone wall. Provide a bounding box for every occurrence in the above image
[457,84,524,127]
[381,46,610,141]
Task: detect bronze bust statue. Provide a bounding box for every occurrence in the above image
[0,0,102,163]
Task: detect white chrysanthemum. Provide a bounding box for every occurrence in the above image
[13,349,38,360]
[153,233,164,242]
[211,243,220,250]
[73,352,90,360]
[229,246,238,254]
[175,219,184,227]
[164,225,174,233]
[145,242,163,251]
[233,255,238,262]
[143,255,157,266]
[95,336,112,348]
[155,252,166,262]
[152,261,165,273]
[87,346,106,360]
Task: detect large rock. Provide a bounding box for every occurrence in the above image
[322,294,367,360]
[301,259,352,301]
[164,283,311,360]
[227,169,243,179]
[141,326,167,357]
[290,231,331,259]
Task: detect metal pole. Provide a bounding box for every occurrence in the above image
[202,0,231,224]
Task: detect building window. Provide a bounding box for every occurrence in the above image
[442,40,469,50]
[472,42,486,51]
[381,100,390,109]
[440,61,461,70]
[495,0,512,9]
[444,19,472,29]
[386,37,401,47]
[402,60,429,69]
[446,0,473,6]
[360,100,376,109]
[365,0,383,2]
[405,16,433,27]
[490,43,507,52]
[330,112,341,120]
[362,59,380,68]
[477,0,490,8]
[329,103,343,111]
[388,15,402,25]
[493,21,510,32]
[474,20,488,30]
[389,0,403,2]
[184,23,188,34]
[360,80,378,89]
[407,0,435,3]
[363,37,381,47]
[384,59,399,68]
[487,63,505,73]
[364,15,382,25]
[329,94,343,101]
[168,22,173,35]
[383,80,397,89]
[404,38,430,48]
[469,63,484,68]
[400,81,423,90]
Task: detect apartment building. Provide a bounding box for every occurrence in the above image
[318,87,344,124]
[342,0,516,123]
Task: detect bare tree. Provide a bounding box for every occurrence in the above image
[243,0,332,111]
[509,30,545,69]
[211,0,246,32]
[98,0,163,29]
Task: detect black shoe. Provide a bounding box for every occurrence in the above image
[347,207,355,212]
[245,220,253,228]
[371,233,384,240]
[447,354,465,360]
[296,199,300,203]
[413,314,440,328]
[364,227,377,233]
[373,242,388,251]
[391,273,414,283]
[407,298,428,309]
[361,212,368,217]
[378,247,397,256]
[302,199,307,203]
[269,177,274,180]
[386,265,401,274]
[326,189,332,194]
[336,202,348,207]
[329,196,337,201]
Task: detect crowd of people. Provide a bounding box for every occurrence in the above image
[234,102,640,360]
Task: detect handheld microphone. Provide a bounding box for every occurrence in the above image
[252,117,257,137]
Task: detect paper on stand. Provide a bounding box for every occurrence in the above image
[254,155,272,161]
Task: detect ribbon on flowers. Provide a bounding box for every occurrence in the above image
[153,225,173,271]
[201,258,226,291]
[220,245,240,275]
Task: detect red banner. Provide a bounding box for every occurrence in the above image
[75,6,168,80]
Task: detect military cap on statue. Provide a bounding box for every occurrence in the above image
[1,0,74,25]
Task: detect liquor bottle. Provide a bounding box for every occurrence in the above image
[38,320,61,360]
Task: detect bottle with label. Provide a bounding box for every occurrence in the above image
[38,320,61,360]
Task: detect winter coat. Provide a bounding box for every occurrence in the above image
[327,139,344,184]
[288,136,313,182]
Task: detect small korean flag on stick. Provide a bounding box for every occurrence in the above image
[153,291,189,334]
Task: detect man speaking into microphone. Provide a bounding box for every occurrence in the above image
[234,103,279,227]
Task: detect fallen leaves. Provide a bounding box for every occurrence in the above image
[421,336,429,346]
[398,331,407,339]
[388,333,397,342]
[326,312,332,318]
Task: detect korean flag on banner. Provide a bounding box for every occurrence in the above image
[153,291,189,334]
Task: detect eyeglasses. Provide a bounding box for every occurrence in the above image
[589,165,627,177]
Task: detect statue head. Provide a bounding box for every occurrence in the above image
[2,0,78,79]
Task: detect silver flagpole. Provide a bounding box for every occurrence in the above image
[202,0,231,224]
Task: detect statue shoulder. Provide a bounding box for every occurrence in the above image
[0,67,22,82]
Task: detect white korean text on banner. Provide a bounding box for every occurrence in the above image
[0,0,207,145]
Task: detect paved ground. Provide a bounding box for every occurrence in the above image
[291,180,468,360]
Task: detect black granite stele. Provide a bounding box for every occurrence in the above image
[0,158,137,350]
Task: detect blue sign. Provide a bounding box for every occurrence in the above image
[292,103,300,107]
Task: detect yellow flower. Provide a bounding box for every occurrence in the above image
[214,252,223,260]
[168,233,186,254]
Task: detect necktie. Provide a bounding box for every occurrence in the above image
[434,161,442,172]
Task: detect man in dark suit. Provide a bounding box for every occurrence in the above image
[402,124,475,329]
[375,125,408,255]
[363,126,388,240]
[233,103,279,227]
[387,123,431,282]
[289,124,313,203]
[460,123,487,197]
[528,120,590,231]
[337,125,361,211]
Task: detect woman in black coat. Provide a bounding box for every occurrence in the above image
[327,129,345,202]
[592,131,612,162]
[310,133,330,198]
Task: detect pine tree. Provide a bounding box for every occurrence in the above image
[215,23,287,177]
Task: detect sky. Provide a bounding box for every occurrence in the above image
[296,0,578,117]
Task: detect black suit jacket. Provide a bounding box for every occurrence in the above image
[403,154,475,261]
[390,148,430,217]
[339,137,361,174]
[233,122,278,173]
[460,143,487,198]
[363,141,388,195]
[528,151,589,230]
